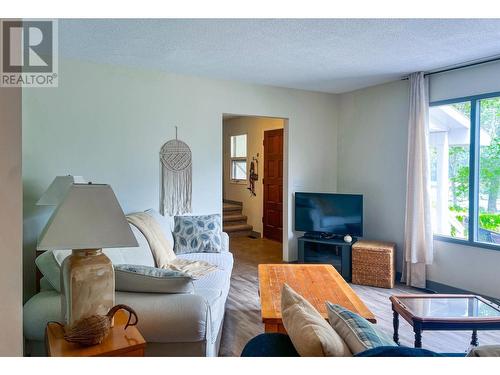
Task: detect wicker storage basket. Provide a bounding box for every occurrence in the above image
[352,240,396,288]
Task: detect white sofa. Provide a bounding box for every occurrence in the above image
[23,211,233,357]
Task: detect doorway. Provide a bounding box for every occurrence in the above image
[222,115,285,244]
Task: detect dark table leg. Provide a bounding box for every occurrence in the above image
[414,323,422,348]
[471,330,478,347]
[392,310,400,345]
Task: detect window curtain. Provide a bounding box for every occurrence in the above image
[402,72,434,288]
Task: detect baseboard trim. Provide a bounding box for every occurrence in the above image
[395,272,499,304]
[250,231,261,238]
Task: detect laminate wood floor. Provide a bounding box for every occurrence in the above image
[219,236,500,356]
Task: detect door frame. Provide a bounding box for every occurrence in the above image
[221,113,289,260]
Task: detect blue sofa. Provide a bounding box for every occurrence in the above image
[241,333,465,357]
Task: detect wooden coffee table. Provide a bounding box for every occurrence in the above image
[258,264,376,333]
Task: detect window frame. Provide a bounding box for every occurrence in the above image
[229,133,248,183]
[430,90,500,251]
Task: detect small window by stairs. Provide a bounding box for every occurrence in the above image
[223,200,253,237]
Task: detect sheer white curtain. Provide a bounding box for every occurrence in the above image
[402,72,434,288]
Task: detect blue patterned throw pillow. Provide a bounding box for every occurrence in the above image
[173,214,222,254]
[326,302,397,354]
[114,264,194,294]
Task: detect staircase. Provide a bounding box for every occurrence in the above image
[223,200,253,237]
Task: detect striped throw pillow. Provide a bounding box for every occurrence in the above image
[326,302,397,354]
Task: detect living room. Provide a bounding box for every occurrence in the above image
[1,2,500,372]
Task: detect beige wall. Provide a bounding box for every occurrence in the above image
[223,117,284,235]
[0,85,23,355]
[338,80,410,272]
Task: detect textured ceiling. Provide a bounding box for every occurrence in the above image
[59,19,500,93]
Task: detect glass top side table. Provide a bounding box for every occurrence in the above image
[390,294,500,348]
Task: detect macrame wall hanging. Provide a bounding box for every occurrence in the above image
[159,127,192,216]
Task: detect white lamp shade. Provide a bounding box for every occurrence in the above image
[37,184,138,250]
[36,175,87,206]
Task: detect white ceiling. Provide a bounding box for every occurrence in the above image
[59,19,500,93]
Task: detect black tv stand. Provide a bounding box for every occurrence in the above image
[298,235,356,281]
[303,232,356,241]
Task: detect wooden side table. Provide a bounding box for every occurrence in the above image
[46,310,146,357]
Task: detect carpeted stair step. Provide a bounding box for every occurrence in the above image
[224,223,253,237]
[223,203,243,215]
[223,214,248,225]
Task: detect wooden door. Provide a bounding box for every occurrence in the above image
[263,128,283,242]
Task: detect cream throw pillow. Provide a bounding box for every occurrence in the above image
[281,284,352,357]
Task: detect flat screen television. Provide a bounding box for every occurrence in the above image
[294,192,363,237]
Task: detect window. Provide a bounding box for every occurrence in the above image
[429,102,471,240]
[230,134,247,182]
[429,93,500,248]
[478,98,500,245]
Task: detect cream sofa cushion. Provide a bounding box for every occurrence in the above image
[281,284,351,357]
[23,290,218,344]
[35,251,62,292]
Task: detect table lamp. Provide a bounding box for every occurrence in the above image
[36,175,87,206]
[37,183,138,328]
